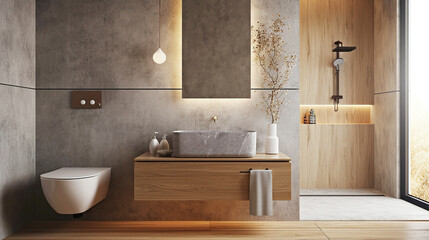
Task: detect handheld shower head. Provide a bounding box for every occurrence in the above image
[333,58,344,68]
[332,57,344,112]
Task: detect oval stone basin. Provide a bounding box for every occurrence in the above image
[173,130,257,158]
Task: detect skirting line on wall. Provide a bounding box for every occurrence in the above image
[374,90,400,95]
[33,88,300,91]
[0,82,36,90]
[1,82,300,92]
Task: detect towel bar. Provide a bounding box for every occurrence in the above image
[239,168,269,173]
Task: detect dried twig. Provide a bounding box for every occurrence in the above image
[252,14,296,124]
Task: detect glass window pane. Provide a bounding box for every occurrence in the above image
[408,0,429,202]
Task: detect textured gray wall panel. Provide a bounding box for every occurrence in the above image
[36,0,299,89]
[251,0,300,89]
[36,0,299,220]
[36,90,299,220]
[0,0,35,238]
[0,86,35,238]
[0,0,35,88]
[36,0,182,89]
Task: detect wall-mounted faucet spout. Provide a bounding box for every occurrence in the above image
[331,41,356,112]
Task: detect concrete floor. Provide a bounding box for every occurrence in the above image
[300,189,429,220]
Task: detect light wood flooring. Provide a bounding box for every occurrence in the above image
[6,221,429,240]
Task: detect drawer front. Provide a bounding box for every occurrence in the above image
[134,162,291,200]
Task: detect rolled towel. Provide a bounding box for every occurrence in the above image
[249,169,273,216]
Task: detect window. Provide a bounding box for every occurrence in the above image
[401,0,429,209]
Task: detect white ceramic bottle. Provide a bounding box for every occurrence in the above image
[265,123,279,155]
[159,134,170,150]
[149,132,160,156]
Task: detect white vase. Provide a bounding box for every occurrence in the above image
[265,123,279,155]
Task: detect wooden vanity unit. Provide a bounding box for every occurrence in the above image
[134,152,291,201]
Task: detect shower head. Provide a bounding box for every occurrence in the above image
[333,58,344,68]
[331,41,355,112]
[332,41,356,52]
[332,46,356,52]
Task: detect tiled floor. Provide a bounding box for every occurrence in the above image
[300,188,385,196]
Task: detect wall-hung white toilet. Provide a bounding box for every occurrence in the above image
[41,167,111,215]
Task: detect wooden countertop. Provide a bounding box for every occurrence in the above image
[134,152,291,162]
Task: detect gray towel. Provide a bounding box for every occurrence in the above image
[249,169,273,216]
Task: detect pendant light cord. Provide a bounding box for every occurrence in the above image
[158,0,161,48]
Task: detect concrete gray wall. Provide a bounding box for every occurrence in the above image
[0,0,36,238]
[36,0,300,220]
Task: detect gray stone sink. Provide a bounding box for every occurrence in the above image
[173,130,256,158]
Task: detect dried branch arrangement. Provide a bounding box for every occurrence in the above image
[252,14,296,124]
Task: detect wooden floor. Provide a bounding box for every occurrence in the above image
[6,221,429,240]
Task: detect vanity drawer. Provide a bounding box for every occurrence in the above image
[134,162,291,200]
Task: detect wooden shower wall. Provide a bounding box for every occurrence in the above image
[300,0,375,189]
[373,0,400,197]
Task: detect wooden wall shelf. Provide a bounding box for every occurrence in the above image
[300,105,372,124]
[300,123,374,126]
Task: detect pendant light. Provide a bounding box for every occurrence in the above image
[153,0,166,64]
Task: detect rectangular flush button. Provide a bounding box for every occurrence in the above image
[71,91,102,109]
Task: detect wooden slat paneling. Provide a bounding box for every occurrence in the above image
[373,0,400,198]
[300,124,374,189]
[300,0,375,189]
[300,0,374,105]
[135,162,291,200]
[374,93,400,198]
[374,0,399,93]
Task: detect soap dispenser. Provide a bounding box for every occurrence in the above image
[159,134,170,150]
[309,109,316,124]
[149,132,159,156]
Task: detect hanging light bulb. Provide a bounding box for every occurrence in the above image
[153,0,166,64]
[153,48,166,64]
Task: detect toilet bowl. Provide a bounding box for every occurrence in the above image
[41,167,111,215]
